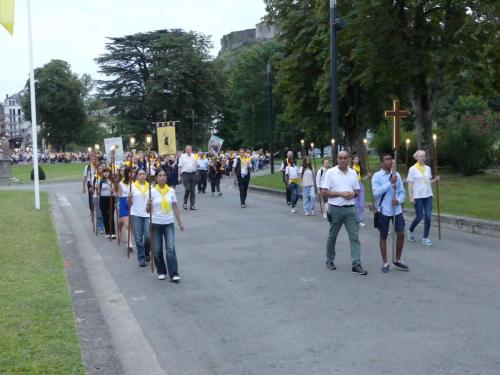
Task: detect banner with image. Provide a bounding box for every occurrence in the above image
[208,135,224,155]
[104,137,124,161]
[157,125,177,156]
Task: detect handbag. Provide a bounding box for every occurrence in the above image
[373,192,387,229]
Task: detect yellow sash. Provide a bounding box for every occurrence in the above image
[134,181,149,195]
[414,162,429,184]
[352,163,361,181]
[155,184,172,214]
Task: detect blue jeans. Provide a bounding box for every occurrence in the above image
[290,183,299,208]
[355,183,365,223]
[152,223,178,277]
[131,215,150,262]
[302,185,316,213]
[409,196,433,238]
[93,196,105,232]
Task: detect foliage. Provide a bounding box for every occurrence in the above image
[22,60,88,151]
[96,29,224,148]
[371,123,418,159]
[30,165,46,181]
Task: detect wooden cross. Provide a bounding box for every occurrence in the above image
[384,99,410,150]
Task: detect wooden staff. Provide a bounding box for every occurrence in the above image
[433,134,441,240]
[310,143,323,216]
[363,139,376,214]
[95,173,100,237]
[115,168,120,247]
[127,139,136,258]
[88,160,96,234]
[405,138,411,178]
[109,148,115,243]
[146,136,155,273]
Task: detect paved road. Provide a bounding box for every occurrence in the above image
[6,178,500,374]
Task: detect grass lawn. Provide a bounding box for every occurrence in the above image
[251,170,500,221]
[11,163,85,183]
[0,191,85,375]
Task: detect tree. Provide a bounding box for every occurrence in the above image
[96,29,224,148]
[23,59,87,151]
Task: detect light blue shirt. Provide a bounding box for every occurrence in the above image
[372,169,406,216]
[197,158,209,171]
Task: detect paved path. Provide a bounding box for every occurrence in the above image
[6,178,500,374]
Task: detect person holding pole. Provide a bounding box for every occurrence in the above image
[407,149,440,246]
[97,167,117,240]
[128,169,151,267]
[351,153,370,227]
[300,156,316,216]
[147,169,184,282]
[316,159,330,219]
[372,153,409,273]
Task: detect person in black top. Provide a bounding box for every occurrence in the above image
[209,158,223,196]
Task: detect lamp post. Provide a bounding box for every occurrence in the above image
[310,142,317,170]
[331,138,336,163]
[267,62,275,174]
[300,139,305,160]
[405,138,411,177]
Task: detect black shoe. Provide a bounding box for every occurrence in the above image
[145,255,150,263]
[218,192,222,196]
[139,261,147,267]
[190,206,197,210]
[392,261,409,271]
[352,264,368,275]
[183,204,187,210]
[326,261,336,270]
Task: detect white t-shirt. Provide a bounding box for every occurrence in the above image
[316,167,328,188]
[130,182,149,217]
[83,164,96,180]
[285,165,299,180]
[320,166,360,206]
[407,164,433,199]
[300,167,314,187]
[119,181,130,198]
[197,158,209,171]
[179,153,197,173]
[151,186,177,225]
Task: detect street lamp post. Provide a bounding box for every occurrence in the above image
[267,62,275,174]
[300,139,305,160]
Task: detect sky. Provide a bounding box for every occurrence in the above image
[0,0,267,100]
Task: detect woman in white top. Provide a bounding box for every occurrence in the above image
[285,156,300,213]
[300,157,316,216]
[407,150,440,246]
[128,169,151,266]
[147,169,184,282]
[96,167,116,239]
[117,166,133,249]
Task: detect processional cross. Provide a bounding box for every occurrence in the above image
[384,99,410,150]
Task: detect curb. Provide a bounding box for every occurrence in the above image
[248,185,500,239]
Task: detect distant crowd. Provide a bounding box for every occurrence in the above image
[10,151,91,164]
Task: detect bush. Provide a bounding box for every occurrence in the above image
[371,122,418,160]
[30,165,46,181]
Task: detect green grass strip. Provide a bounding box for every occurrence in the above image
[0,191,85,375]
[12,163,84,184]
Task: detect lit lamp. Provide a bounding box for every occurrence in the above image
[300,139,305,159]
[129,137,136,147]
[432,134,437,143]
[94,144,100,152]
[406,138,411,147]
[145,135,153,148]
[87,147,92,153]
[363,138,368,147]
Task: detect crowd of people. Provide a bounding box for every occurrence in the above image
[11,150,91,164]
[82,143,441,281]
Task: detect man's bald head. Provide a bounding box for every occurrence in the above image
[337,151,350,170]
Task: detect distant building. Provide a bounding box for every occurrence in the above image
[3,91,32,148]
[219,21,277,57]
[0,104,5,138]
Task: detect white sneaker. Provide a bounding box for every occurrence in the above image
[359,222,366,227]
[111,234,117,239]
[422,238,433,246]
[408,229,415,242]
[158,274,166,280]
[323,213,328,219]
[105,234,110,239]
[291,208,296,213]
[171,275,181,282]
[305,212,310,216]
[311,211,316,216]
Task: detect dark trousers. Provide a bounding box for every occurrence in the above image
[182,172,197,207]
[99,196,116,235]
[87,182,94,212]
[210,177,221,193]
[237,175,250,205]
[197,170,208,193]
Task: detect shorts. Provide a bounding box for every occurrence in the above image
[378,213,405,238]
[119,197,129,218]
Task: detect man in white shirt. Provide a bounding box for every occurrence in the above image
[320,151,367,275]
[196,152,209,194]
[178,145,198,210]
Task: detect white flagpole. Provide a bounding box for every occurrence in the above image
[27,0,40,210]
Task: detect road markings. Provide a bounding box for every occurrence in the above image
[56,193,72,207]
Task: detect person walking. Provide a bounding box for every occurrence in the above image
[82,155,98,215]
[285,156,300,214]
[232,147,252,208]
[178,145,198,210]
[407,149,440,246]
[209,157,223,196]
[128,169,151,267]
[197,152,209,194]
[300,157,316,216]
[280,150,293,205]
[97,167,117,239]
[351,154,370,227]
[372,153,409,273]
[166,156,179,189]
[320,151,367,275]
[147,169,184,282]
[316,159,330,219]
[117,166,133,248]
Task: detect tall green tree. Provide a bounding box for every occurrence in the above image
[23,59,87,151]
[96,29,224,148]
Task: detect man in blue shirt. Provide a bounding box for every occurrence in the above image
[372,153,409,273]
[197,152,210,194]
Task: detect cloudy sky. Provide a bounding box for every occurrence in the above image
[0,0,267,99]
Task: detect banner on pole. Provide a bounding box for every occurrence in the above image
[104,137,124,161]
[0,0,15,35]
[157,125,177,156]
[208,135,224,155]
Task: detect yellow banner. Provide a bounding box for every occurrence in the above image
[157,126,176,156]
[0,0,15,35]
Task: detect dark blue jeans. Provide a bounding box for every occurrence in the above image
[152,223,179,277]
[131,215,150,263]
[290,183,299,208]
[409,196,433,238]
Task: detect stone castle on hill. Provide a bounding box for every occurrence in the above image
[218,21,277,57]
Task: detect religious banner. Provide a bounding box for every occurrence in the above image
[157,125,177,156]
[104,137,124,161]
[208,135,224,155]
